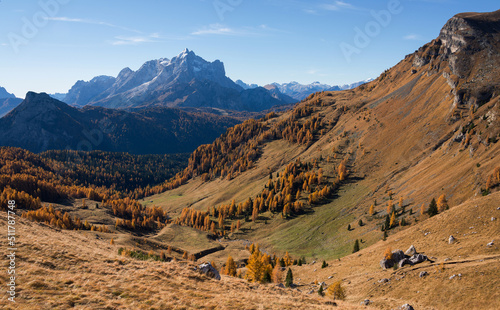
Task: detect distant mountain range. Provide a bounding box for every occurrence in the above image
[271,79,374,101]
[233,79,373,101]
[60,49,295,112]
[0,92,240,154]
[0,87,23,117]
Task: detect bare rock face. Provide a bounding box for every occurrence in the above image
[197,263,221,280]
[412,10,500,108]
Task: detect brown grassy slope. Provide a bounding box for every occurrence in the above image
[0,213,371,310]
[291,191,500,310]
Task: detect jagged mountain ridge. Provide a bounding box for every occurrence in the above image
[0,92,240,154]
[63,49,295,112]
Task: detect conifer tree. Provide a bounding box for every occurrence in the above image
[437,194,448,212]
[384,215,390,230]
[369,204,375,216]
[285,268,293,287]
[318,284,324,296]
[326,280,346,300]
[226,255,237,276]
[321,260,328,268]
[352,239,360,253]
[427,198,438,217]
[246,250,265,282]
[272,263,283,283]
[390,211,396,228]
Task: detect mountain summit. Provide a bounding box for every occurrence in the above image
[63,49,294,112]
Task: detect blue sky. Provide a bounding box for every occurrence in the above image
[0,0,498,98]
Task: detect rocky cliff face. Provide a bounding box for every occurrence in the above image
[411,10,500,107]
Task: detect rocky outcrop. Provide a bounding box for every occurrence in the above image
[197,263,221,280]
[380,246,430,270]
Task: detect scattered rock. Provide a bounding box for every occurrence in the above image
[312,260,316,264]
[453,131,464,142]
[405,245,417,256]
[197,263,221,280]
[449,274,457,280]
[448,235,456,244]
[424,232,430,236]
[492,217,497,221]
[378,278,389,283]
[328,276,333,279]
[419,271,428,278]
[397,304,415,310]
[487,240,494,247]
[325,301,337,306]
[361,299,371,306]
[318,282,327,288]
[276,283,285,288]
[307,290,315,295]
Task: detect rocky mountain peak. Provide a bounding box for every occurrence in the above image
[439,10,500,55]
[0,87,15,99]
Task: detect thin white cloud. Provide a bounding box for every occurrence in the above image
[191,23,283,36]
[110,34,160,45]
[303,9,318,14]
[191,24,238,36]
[45,17,142,33]
[403,34,423,40]
[318,1,361,13]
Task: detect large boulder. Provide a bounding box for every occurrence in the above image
[392,250,406,263]
[398,258,413,268]
[409,253,428,265]
[405,245,417,256]
[380,258,394,269]
[197,263,221,280]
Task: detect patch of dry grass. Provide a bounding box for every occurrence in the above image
[0,214,370,310]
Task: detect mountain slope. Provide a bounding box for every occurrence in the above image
[0,92,240,154]
[0,97,23,117]
[63,49,295,112]
[148,9,500,262]
[0,213,371,310]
